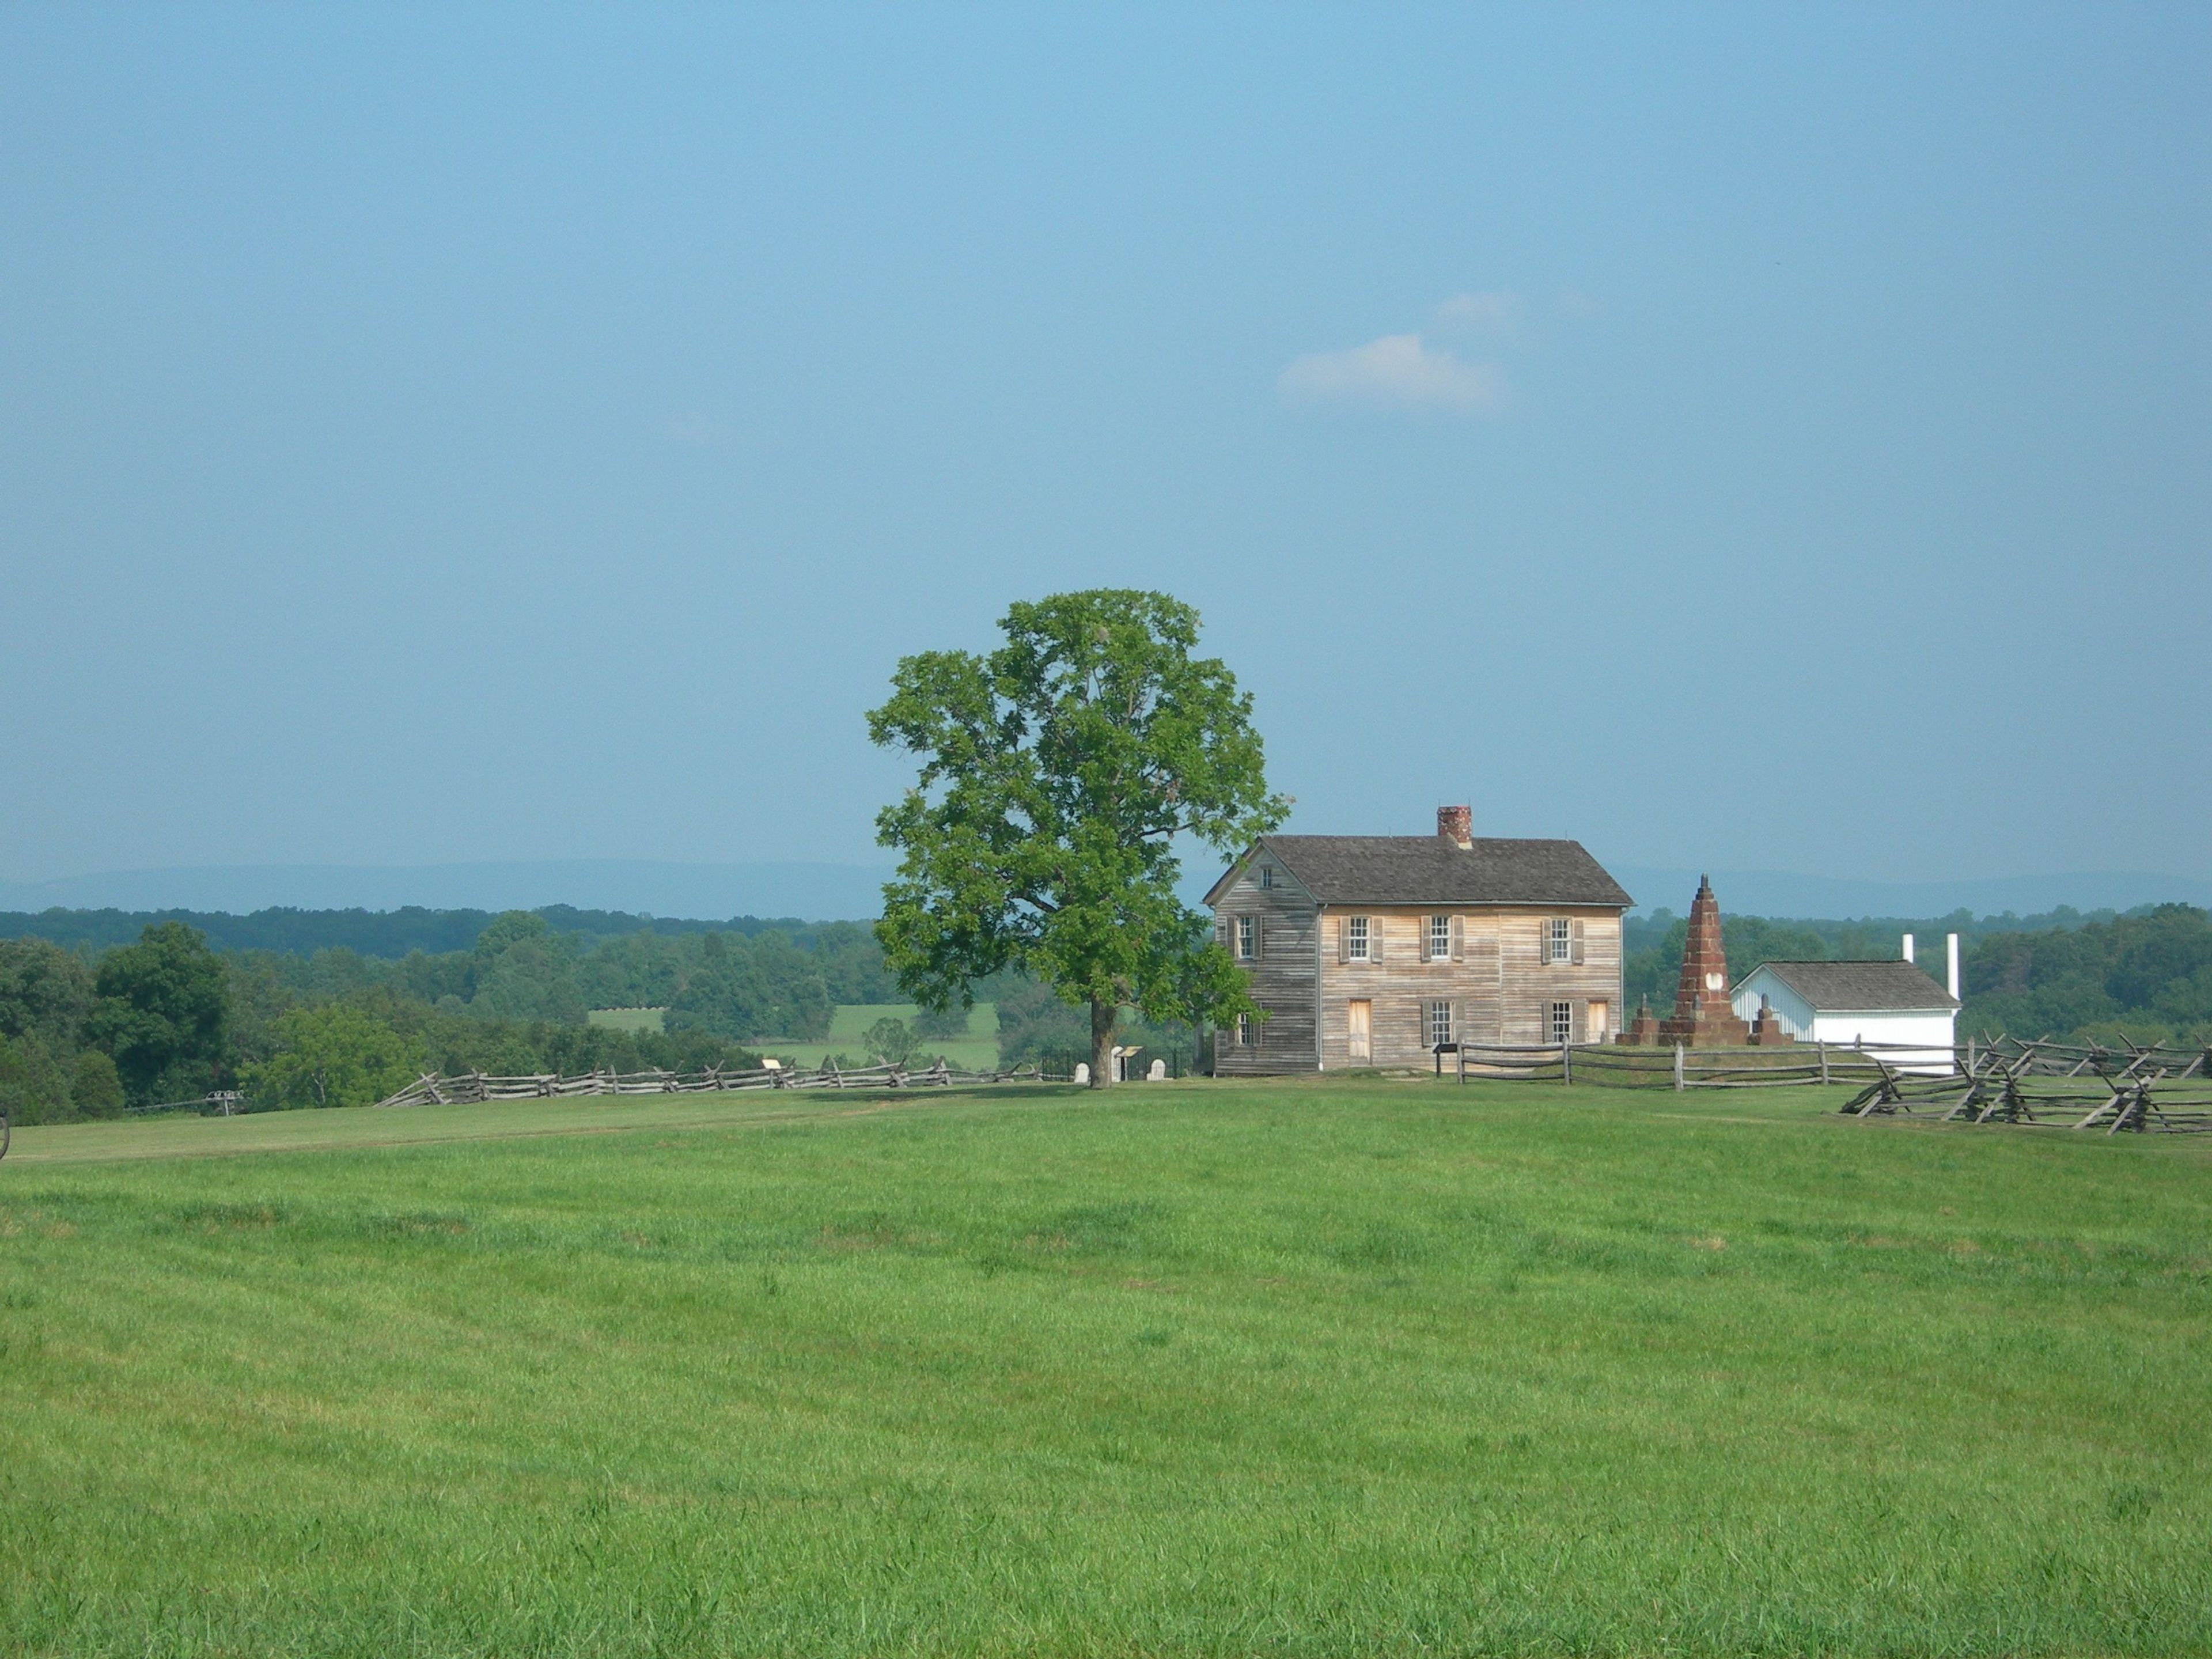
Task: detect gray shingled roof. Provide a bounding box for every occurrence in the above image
[1740,960,1960,1012]
[1220,834,1632,907]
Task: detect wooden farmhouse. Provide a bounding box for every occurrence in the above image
[1205,806,1632,1073]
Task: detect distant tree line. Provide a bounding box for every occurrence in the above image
[1624,903,2212,1048]
[0,903,839,958]
[0,911,908,1124]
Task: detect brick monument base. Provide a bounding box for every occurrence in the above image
[1616,998,1665,1046]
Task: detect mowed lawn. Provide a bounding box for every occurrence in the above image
[1,1078,2208,1657]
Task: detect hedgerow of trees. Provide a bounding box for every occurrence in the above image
[0,910,908,1123]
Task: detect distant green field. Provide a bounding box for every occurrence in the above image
[585,1005,668,1033]
[3,1077,2208,1656]
[583,1002,1003,1068]
[761,1001,1002,1070]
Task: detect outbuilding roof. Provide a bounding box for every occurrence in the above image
[1737,959,1960,1012]
[1209,834,1633,908]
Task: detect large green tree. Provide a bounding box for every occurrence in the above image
[468,912,588,1025]
[868,589,1287,1086]
[664,930,832,1042]
[0,937,96,1051]
[82,921,231,1104]
[242,1005,428,1111]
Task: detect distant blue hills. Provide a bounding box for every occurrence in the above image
[0,861,897,925]
[1611,867,2212,921]
[1,858,2206,929]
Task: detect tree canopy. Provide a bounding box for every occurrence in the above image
[241,1005,428,1111]
[83,921,231,1104]
[868,589,1287,1084]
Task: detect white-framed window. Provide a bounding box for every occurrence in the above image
[1428,915,1451,961]
[1257,865,1274,890]
[1548,917,1572,963]
[1347,916,1370,961]
[1549,1000,1574,1044]
[1236,915,1256,960]
[1427,999,1454,1048]
[1236,1013,1255,1047]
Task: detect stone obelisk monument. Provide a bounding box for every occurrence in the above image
[1658,875,1752,1046]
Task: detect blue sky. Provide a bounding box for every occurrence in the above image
[3,5,2206,901]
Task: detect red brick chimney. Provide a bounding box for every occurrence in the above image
[1437,805,1472,849]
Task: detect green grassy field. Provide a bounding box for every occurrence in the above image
[585,1005,670,1033]
[760,1001,1003,1070]
[2,1077,2208,1656]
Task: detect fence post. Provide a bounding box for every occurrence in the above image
[1673,1043,1685,1092]
[1562,1041,1571,1085]
[1819,1040,1829,1086]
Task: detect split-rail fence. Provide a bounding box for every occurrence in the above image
[1431,1034,2212,1134]
[369,1058,1054,1109]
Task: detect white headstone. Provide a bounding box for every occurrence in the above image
[1147,1059,1166,1081]
[1072,1062,1089,1086]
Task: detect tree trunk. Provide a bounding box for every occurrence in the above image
[1089,998,1116,1088]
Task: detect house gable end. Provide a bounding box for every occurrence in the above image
[1205,839,1316,910]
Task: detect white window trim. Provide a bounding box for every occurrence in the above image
[1428,915,1450,961]
[1347,915,1370,962]
[1236,915,1256,960]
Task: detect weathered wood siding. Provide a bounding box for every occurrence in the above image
[1310,906,1623,1069]
[1490,907,1622,1047]
[1211,861,1319,1074]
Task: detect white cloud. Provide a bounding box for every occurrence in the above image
[1277,333,1509,415]
[1434,290,1524,337]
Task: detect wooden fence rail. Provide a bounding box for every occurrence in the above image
[1431,1033,2212,1134]
[370,1059,1059,1109]
[1435,1041,1905,1088]
[1838,1039,2211,1133]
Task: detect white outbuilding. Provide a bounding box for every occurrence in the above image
[1730,957,1960,1071]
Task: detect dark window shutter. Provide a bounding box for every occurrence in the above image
[1539,921,1552,965]
[1337,916,1350,964]
[1450,916,1464,962]
[1418,917,1431,963]
[1571,919,1586,965]
[1369,916,1381,964]
[1254,919,1264,961]
[1215,913,1228,947]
